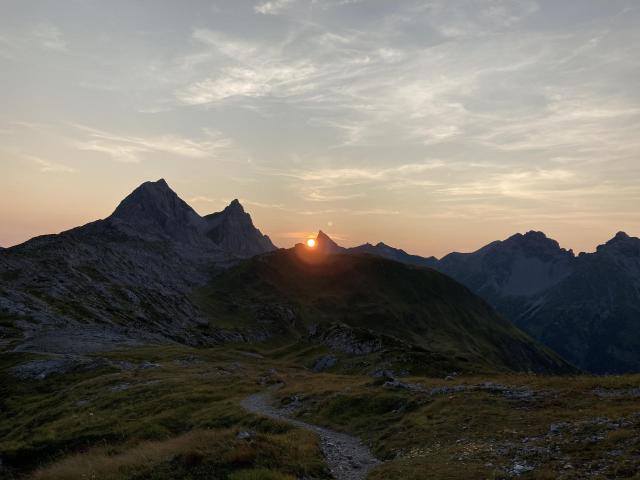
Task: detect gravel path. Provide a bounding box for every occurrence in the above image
[241,388,381,480]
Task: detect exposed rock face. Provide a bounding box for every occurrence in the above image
[108,179,276,258]
[109,179,206,245]
[315,230,346,254]
[437,231,640,374]
[314,230,640,374]
[438,231,575,298]
[0,179,277,354]
[204,199,276,258]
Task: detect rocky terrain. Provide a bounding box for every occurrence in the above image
[437,231,640,374]
[2,343,638,480]
[241,387,381,480]
[313,230,640,374]
[0,179,275,356]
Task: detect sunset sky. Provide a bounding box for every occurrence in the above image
[1,0,639,257]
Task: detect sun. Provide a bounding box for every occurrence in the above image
[306,238,316,248]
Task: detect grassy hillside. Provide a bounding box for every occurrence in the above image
[1,345,638,480]
[195,248,573,375]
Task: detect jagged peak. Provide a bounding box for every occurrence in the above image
[226,198,245,212]
[315,230,345,253]
[612,231,630,241]
[598,231,639,254]
[110,178,198,220]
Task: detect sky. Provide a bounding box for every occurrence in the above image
[1,0,639,257]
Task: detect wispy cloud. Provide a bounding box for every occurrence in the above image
[32,23,67,52]
[254,0,296,15]
[71,125,233,163]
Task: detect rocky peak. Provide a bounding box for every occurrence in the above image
[597,231,640,257]
[204,200,276,258]
[503,231,573,260]
[316,231,346,254]
[108,179,204,243]
[225,199,245,214]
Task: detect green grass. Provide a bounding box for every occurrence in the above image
[194,250,573,376]
[1,344,638,479]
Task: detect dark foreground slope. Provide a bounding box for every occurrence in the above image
[198,246,573,375]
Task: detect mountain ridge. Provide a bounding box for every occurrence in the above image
[311,230,640,373]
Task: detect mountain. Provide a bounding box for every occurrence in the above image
[0,179,275,355]
[437,231,575,299]
[204,199,275,258]
[315,230,346,254]
[437,231,640,374]
[311,230,640,374]
[349,241,438,268]
[310,231,437,267]
[198,246,574,375]
[110,179,275,256]
[109,179,206,245]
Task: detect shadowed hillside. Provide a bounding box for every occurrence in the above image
[198,246,574,375]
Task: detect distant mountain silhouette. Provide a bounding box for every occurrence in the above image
[2,182,638,373]
[312,230,640,374]
[204,199,276,258]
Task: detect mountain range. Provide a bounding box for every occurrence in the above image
[0,179,275,355]
[312,229,640,374]
[0,179,576,377]
[1,178,637,374]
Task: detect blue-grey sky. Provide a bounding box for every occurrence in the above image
[1,0,639,256]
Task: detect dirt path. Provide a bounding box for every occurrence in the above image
[241,388,381,480]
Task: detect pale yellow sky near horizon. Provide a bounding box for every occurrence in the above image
[1,1,639,257]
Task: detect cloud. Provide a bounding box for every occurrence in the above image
[282,160,446,184]
[11,152,75,173]
[33,157,74,173]
[189,196,217,203]
[254,0,296,15]
[32,23,67,52]
[71,125,233,163]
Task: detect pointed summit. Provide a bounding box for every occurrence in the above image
[204,199,276,258]
[598,231,639,257]
[315,230,346,254]
[613,231,630,241]
[226,198,245,213]
[109,179,205,243]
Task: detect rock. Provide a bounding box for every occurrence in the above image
[139,361,161,369]
[110,383,130,392]
[236,430,256,440]
[312,355,338,372]
[511,462,534,475]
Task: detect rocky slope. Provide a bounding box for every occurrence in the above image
[0,179,276,354]
[313,230,640,373]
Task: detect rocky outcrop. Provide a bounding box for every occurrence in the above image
[204,199,276,258]
[436,231,640,374]
[0,179,277,355]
